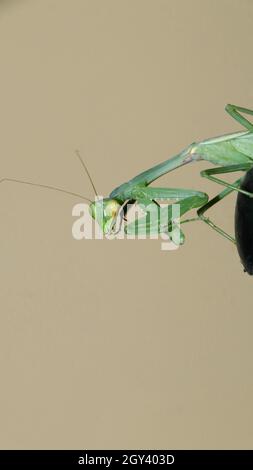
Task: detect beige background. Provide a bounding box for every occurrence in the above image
[0,0,253,450]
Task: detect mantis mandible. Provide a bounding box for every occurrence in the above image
[2,104,253,271]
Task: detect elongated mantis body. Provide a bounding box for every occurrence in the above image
[2,104,253,271]
[89,104,253,251]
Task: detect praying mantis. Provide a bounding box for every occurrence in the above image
[1,104,253,272]
[89,104,253,274]
[90,104,253,230]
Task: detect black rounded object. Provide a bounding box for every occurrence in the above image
[235,167,253,275]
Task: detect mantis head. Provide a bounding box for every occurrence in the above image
[89,198,122,234]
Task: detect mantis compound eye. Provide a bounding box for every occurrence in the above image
[89,198,122,234]
[103,200,121,218]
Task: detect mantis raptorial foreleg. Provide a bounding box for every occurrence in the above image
[130,186,207,202]
[128,161,253,243]
[125,186,208,240]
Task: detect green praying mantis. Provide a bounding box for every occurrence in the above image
[89,104,253,247]
[1,104,253,255]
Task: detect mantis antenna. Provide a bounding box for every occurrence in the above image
[0,150,100,203]
[0,177,93,203]
[75,149,98,196]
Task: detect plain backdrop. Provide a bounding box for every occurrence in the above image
[0,0,253,449]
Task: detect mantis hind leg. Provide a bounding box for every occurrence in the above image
[198,162,253,242]
[200,163,253,197]
[197,182,242,243]
[226,104,253,132]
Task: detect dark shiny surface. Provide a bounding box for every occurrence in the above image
[235,168,253,274]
